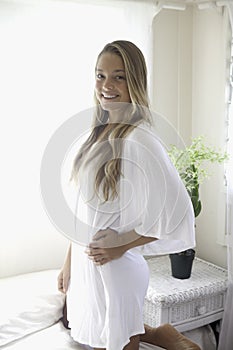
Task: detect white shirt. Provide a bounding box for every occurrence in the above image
[64,122,196,254]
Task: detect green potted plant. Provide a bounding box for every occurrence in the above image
[167,136,228,279]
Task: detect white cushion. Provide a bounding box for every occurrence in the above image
[0,269,65,346]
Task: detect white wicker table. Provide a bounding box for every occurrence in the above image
[143,255,228,332]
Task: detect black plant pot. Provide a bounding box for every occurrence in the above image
[169,249,195,279]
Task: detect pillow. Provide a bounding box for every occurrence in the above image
[0,269,65,346]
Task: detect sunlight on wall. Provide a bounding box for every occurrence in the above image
[0,0,134,277]
[0,0,155,277]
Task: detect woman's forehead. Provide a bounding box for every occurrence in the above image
[96,52,125,71]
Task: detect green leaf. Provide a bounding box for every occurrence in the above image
[167,136,228,218]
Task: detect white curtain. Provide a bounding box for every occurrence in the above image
[218,3,233,350]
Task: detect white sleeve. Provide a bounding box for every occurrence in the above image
[119,124,196,255]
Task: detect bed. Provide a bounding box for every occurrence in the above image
[0,269,159,350]
[0,269,217,350]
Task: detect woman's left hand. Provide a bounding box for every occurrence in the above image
[85,228,126,265]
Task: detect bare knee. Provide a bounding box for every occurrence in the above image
[123,334,140,350]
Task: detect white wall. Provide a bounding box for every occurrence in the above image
[0,0,156,278]
[152,7,193,145]
[152,6,230,268]
[0,0,125,278]
[192,6,230,268]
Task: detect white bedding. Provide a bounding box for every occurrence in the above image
[0,270,65,346]
[0,269,161,350]
[0,321,163,350]
[0,320,217,350]
[0,269,216,350]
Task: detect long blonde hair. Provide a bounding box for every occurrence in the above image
[71,40,152,201]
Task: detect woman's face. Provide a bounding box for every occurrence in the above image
[95,52,131,114]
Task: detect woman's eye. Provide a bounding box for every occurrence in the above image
[115,76,125,80]
[96,74,104,79]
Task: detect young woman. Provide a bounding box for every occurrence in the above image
[58,40,197,350]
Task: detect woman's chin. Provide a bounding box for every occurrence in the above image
[101,100,131,112]
[101,99,120,110]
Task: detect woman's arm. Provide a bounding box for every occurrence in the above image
[86,229,157,265]
[121,233,157,250]
[57,243,71,293]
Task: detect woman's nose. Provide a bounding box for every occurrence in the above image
[103,78,114,90]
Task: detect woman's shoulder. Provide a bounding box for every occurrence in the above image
[127,121,153,138]
[125,122,166,153]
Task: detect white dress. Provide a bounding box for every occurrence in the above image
[66,122,195,350]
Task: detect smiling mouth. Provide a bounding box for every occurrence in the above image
[101,93,119,100]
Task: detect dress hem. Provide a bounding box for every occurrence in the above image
[70,326,146,350]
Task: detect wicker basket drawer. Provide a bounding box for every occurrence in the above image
[143,256,228,332]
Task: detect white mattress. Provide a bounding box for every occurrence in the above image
[0,320,218,350]
[0,321,163,350]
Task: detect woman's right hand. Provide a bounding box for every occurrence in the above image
[58,244,71,294]
[57,264,70,294]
